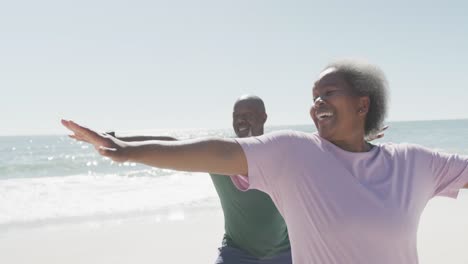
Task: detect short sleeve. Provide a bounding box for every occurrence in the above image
[431,150,468,198]
[230,131,297,195]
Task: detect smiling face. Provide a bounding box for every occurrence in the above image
[232,99,267,138]
[311,68,369,143]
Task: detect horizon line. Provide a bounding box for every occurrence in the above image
[1,118,467,137]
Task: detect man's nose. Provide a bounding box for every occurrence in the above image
[236,117,247,123]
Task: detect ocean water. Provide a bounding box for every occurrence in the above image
[1,120,467,229]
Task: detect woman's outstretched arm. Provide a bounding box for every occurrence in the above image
[61,119,248,176]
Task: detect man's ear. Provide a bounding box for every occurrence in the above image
[262,113,268,124]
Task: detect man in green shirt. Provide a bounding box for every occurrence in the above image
[210,95,291,263]
[109,95,291,263]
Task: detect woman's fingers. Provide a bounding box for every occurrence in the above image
[67,120,99,142]
[69,134,91,143]
[62,119,128,162]
[62,119,109,147]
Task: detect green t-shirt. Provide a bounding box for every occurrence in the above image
[210,173,290,258]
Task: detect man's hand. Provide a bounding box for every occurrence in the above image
[367,125,389,142]
[61,119,130,162]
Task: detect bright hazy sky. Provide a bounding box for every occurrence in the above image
[1,0,467,135]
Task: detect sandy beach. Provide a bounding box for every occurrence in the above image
[417,195,468,264]
[1,194,467,264]
[0,207,224,264]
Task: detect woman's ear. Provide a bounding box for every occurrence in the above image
[358,96,370,116]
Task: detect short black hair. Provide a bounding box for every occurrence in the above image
[234,95,266,113]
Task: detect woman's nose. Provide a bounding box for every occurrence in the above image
[313,96,325,107]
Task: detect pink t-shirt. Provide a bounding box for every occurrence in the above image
[232,131,468,264]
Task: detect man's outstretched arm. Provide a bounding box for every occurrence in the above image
[61,120,248,176]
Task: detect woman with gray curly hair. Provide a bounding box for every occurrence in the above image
[62,59,468,264]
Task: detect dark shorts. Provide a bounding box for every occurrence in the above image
[215,246,292,264]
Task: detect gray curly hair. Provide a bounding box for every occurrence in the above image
[324,59,389,137]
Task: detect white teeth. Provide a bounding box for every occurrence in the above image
[317,112,333,120]
[239,127,249,132]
